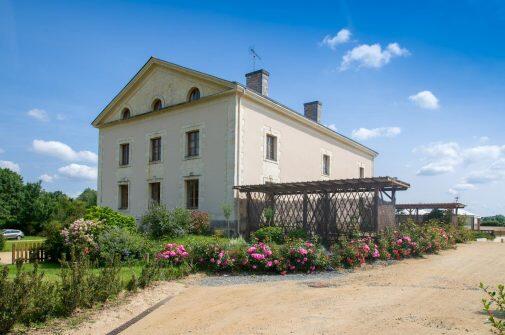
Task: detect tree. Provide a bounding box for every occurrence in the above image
[77,188,97,208]
[0,168,24,228]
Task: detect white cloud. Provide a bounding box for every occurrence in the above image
[417,162,455,176]
[448,188,459,196]
[409,91,439,110]
[327,124,337,131]
[27,108,49,122]
[340,42,409,70]
[58,164,97,181]
[463,145,505,163]
[414,141,505,182]
[40,174,57,183]
[321,29,351,49]
[32,140,97,163]
[351,126,401,140]
[453,183,477,191]
[0,160,20,173]
[478,136,490,144]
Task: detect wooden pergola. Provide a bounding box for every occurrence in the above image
[396,202,466,226]
[234,177,410,243]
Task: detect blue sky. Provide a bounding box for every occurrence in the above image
[1,0,504,215]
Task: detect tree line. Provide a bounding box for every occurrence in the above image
[0,168,97,235]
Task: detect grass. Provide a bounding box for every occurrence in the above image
[5,262,143,283]
[2,236,46,252]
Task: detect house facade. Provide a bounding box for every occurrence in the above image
[92,57,377,228]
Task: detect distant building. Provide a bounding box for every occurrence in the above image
[92,58,377,226]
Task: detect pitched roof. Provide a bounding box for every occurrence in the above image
[92,57,378,157]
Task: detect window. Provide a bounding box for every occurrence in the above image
[120,143,130,166]
[149,182,161,206]
[152,99,162,111]
[188,87,201,102]
[359,167,365,178]
[186,130,199,157]
[185,179,199,209]
[322,154,330,175]
[266,134,277,161]
[150,137,161,162]
[119,184,128,210]
[121,108,131,120]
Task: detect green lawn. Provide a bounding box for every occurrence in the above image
[5,262,143,282]
[2,236,46,252]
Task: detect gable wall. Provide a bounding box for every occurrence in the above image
[102,65,229,123]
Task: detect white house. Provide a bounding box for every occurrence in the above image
[92,57,377,227]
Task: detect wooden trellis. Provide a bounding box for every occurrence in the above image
[234,177,410,244]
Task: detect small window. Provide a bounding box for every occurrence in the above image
[186,130,199,157]
[186,179,199,209]
[149,182,161,206]
[120,143,130,166]
[150,137,161,162]
[152,99,162,111]
[266,134,277,161]
[121,108,131,120]
[188,87,201,102]
[119,184,129,210]
[322,154,330,176]
[359,167,365,178]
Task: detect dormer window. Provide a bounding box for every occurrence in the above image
[121,108,131,120]
[188,88,201,102]
[152,99,162,111]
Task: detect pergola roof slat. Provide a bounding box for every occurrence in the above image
[234,176,410,195]
[396,203,465,210]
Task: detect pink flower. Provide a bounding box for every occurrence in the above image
[396,239,403,246]
[362,244,370,253]
[251,253,265,260]
[266,261,273,267]
[247,247,256,254]
[210,258,215,263]
[298,248,308,255]
[252,265,257,269]
[372,249,380,258]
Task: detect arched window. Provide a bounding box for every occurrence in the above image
[121,108,131,120]
[187,88,201,102]
[152,99,162,111]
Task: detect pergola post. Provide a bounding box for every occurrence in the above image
[246,192,251,236]
[302,192,308,231]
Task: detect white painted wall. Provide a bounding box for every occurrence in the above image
[237,96,375,186]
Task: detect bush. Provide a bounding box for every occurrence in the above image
[0,234,4,251]
[253,226,284,244]
[189,211,210,235]
[61,219,102,258]
[97,227,151,264]
[287,228,308,240]
[156,243,190,266]
[280,240,328,274]
[42,220,67,262]
[140,205,191,238]
[0,263,60,334]
[84,206,137,233]
[480,283,505,333]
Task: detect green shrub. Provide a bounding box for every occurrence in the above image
[42,220,67,262]
[0,263,60,334]
[84,206,137,232]
[0,234,4,251]
[287,228,308,240]
[138,260,161,289]
[480,283,505,333]
[189,211,210,235]
[472,231,494,240]
[253,226,284,244]
[96,227,151,264]
[140,205,190,238]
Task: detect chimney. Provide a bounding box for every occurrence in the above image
[304,101,322,123]
[245,69,269,96]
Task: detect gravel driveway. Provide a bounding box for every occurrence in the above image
[61,242,505,335]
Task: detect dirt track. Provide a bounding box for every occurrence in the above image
[70,242,504,335]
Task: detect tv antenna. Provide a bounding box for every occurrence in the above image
[249,47,262,70]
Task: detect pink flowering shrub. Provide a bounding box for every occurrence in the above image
[156,243,189,265]
[244,242,280,272]
[61,219,102,256]
[279,240,328,274]
[331,236,380,268]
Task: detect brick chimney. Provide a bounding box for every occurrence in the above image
[304,101,322,123]
[245,69,269,96]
